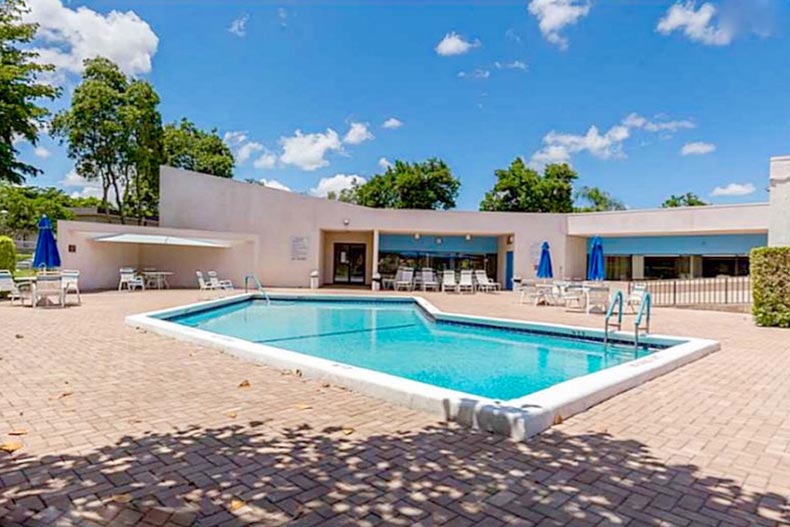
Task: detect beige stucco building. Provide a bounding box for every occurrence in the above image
[58,157,788,291]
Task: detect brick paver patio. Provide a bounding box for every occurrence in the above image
[1,289,789,526]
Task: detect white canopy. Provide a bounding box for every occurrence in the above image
[92,233,232,248]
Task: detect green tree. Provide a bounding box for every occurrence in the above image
[479,158,577,212]
[163,119,234,178]
[0,235,15,272]
[342,159,460,210]
[575,186,626,212]
[0,183,75,239]
[661,192,708,208]
[51,57,163,224]
[0,0,60,184]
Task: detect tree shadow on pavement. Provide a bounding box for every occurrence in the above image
[1,420,788,526]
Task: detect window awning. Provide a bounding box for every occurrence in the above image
[92,233,232,248]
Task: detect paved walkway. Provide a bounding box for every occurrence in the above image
[1,289,789,526]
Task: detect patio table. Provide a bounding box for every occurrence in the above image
[142,271,173,290]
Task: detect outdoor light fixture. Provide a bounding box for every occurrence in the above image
[414,233,421,240]
[507,235,514,244]
[465,234,472,241]
[436,237,443,245]
[343,218,350,226]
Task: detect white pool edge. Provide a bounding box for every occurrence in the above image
[125,293,719,441]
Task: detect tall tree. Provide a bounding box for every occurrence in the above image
[0,183,75,239]
[163,119,234,178]
[575,186,626,212]
[342,159,460,210]
[0,0,60,184]
[661,192,708,208]
[51,57,163,224]
[479,158,577,213]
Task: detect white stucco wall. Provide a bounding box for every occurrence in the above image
[769,155,790,247]
[158,167,572,287]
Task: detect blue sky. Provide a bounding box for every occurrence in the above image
[16,0,790,210]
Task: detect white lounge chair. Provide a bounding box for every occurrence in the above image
[421,268,439,292]
[394,267,414,291]
[196,271,220,291]
[61,270,81,305]
[208,270,234,290]
[627,283,647,313]
[33,274,64,308]
[458,270,475,294]
[119,268,144,291]
[442,270,458,293]
[0,270,29,305]
[474,270,500,292]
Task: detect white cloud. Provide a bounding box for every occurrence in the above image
[253,151,277,170]
[279,129,342,171]
[310,174,366,198]
[343,122,374,145]
[382,118,403,129]
[378,157,393,169]
[458,69,490,79]
[656,2,734,46]
[61,169,103,199]
[681,141,716,155]
[530,113,696,167]
[435,32,481,56]
[228,14,249,37]
[259,179,291,192]
[22,0,159,78]
[223,131,264,165]
[711,182,756,197]
[527,0,591,50]
[33,146,51,158]
[494,60,528,71]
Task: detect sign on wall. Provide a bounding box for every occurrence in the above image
[290,236,309,261]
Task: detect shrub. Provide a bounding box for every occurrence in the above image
[751,246,790,328]
[0,236,16,272]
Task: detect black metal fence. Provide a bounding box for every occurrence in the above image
[630,276,752,306]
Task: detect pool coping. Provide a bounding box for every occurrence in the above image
[125,292,719,441]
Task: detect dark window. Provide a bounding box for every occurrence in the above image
[644,256,691,279]
[605,256,632,281]
[702,256,750,277]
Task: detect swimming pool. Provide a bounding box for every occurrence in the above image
[128,293,718,440]
[168,298,656,400]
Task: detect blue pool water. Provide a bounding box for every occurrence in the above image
[168,299,657,400]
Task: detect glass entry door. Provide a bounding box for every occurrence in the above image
[333,243,366,284]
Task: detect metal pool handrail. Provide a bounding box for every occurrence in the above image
[244,275,271,304]
[604,291,624,344]
[634,292,652,348]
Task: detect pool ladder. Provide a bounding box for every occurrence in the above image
[244,275,271,305]
[604,291,651,349]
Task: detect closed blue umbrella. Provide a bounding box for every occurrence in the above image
[33,215,61,270]
[587,236,605,281]
[537,241,553,279]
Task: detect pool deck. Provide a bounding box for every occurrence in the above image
[1,289,789,526]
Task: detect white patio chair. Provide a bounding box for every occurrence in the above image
[421,268,439,292]
[208,270,234,290]
[33,274,64,308]
[627,283,648,313]
[519,284,541,305]
[474,270,500,292]
[585,284,611,314]
[61,270,81,305]
[0,270,29,305]
[196,271,219,291]
[442,270,458,293]
[458,270,475,294]
[394,267,414,291]
[119,268,144,291]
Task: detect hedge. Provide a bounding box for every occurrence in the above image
[0,236,16,273]
[751,247,790,328]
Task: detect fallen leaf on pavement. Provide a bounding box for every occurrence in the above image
[111,494,133,503]
[57,391,74,400]
[1,441,23,453]
[342,427,355,436]
[238,380,251,389]
[295,403,312,410]
[227,411,238,419]
[8,430,27,436]
[229,498,244,511]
